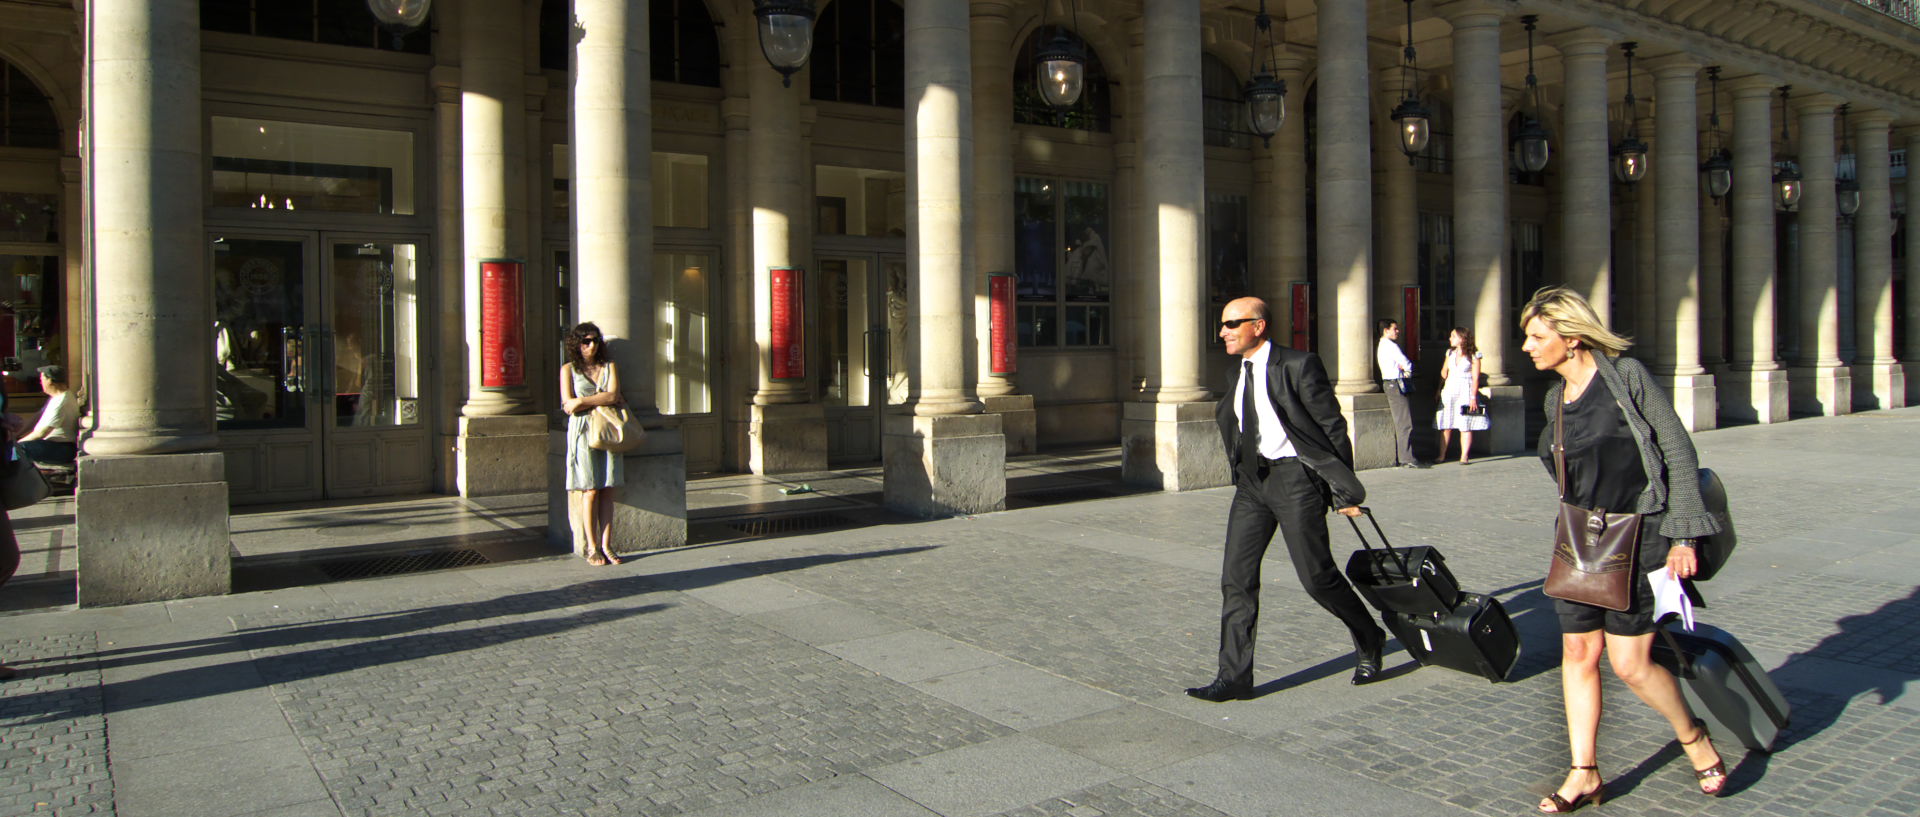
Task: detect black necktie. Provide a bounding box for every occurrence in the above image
[1239,360,1260,474]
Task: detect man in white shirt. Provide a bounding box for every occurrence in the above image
[1376,319,1424,468]
[19,364,78,466]
[1188,297,1391,702]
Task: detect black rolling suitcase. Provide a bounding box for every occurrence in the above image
[1342,509,1461,617]
[1381,592,1520,682]
[1650,622,1791,752]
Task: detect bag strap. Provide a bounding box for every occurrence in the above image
[1554,389,1569,501]
[1344,507,1415,580]
[1656,621,1694,678]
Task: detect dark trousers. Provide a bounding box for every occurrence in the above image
[20,440,76,467]
[1217,457,1381,684]
[1382,381,1415,465]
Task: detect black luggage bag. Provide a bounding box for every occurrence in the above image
[1381,592,1520,683]
[1649,622,1790,752]
[1342,510,1461,617]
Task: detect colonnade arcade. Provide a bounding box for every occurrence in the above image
[6,0,1919,604]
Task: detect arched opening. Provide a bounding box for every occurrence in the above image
[1,60,57,149]
[810,0,905,108]
[201,0,430,54]
[539,0,720,87]
[1201,53,1251,149]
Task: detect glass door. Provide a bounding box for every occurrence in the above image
[819,253,906,464]
[213,231,431,502]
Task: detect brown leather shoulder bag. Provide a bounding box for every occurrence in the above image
[1543,390,1639,611]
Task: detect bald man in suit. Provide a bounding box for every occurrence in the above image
[1187,296,1390,702]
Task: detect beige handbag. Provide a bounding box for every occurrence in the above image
[587,405,644,453]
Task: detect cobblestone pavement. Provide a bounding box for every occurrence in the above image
[4,409,1919,817]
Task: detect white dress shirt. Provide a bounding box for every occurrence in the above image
[1376,336,1413,382]
[1233,340,1299,460]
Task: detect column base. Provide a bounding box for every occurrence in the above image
[1120,401,1228,491]
[76,453,230,606]
[1851,362,1907,411]
[1655,373,1719,432]
[1789,365,1853,417]
[1485,385,1527,455]
[1336,391,1396,471]
[882,413,1006,517]
[748,403,829,474]
[1716,367,1790,425]
[458,415,549,497]
[546,429,689,554]
[982,394,1037,455]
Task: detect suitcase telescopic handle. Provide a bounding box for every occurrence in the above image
[1346,506,1415,579]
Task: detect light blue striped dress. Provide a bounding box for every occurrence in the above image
[565,364,624,490]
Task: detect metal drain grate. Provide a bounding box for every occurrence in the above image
[317,549,491,581]
[727,512,856,537]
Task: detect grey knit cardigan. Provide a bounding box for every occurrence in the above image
[1537,353,1724,540]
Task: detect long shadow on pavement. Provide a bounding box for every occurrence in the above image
[1,545,936,724]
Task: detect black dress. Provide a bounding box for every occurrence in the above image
[1542,375,1668,636]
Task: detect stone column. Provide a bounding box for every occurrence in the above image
[1647,57,1715,430]
[566,0,687,549]
[1789,94,1850,415]
[1632,113,1658,358]
[1721,77,1789,423]
[1375,64,1418,345]
[455,0,545,495]
[744,37,828,472]
[1120,0,1227,489]
[1255,59,1310,345]
[969,1,1035,453]
[79,0,229,605]
[1550,29,1615,321]
[1850,109,1903,408]
[1904,126,1920,406]
[883,0,1005,517]
[1437,0,1519,454]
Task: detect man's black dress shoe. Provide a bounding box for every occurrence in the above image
[1351,630,1387,685]
[1185,678,1253,702]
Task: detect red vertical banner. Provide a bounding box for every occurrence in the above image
[1289,282,1313,351]
[480,259,525,389]
[770,267,805,380]
[1402,285,1422,362]
[989,272,1016,375]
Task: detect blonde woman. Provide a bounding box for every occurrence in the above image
[560,322,624,566]
[1520,287,1726,812]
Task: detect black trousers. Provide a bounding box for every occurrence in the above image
[1216,457,1381,684]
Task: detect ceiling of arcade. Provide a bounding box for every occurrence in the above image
[1180,0,1920,120]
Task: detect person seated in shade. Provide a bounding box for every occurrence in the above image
[18,364,78,467]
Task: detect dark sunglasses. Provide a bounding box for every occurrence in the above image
[581,337,601,344]
[1219,318,1262,330]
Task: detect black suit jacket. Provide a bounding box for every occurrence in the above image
[1215,342,1367,509]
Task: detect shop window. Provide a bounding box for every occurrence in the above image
[654,251,711,414]
[811,0,905,108]
[1207,193,1250,305]
[1417,212,1455,347]
[210,116,415,215]
[537,0,720,86]
[814,166,904,237]
[1016,177,1110,347]
[1,63,58,149]
[552,147,709,229]
[201,0,430,54]
[1013,28,1111,133]
[0,192,62,395]
[1202,54,1251,149]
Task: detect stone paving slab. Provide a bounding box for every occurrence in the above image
[3,409,1919,817]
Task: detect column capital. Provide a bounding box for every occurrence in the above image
[1791,91,1843,115]
[969,0,1013,21]
[1433,0,1511,27]
[1547,27,1618,56]
[1643,54,1703,80]
[1724,73,1782,98]
[1850,107,1896,129]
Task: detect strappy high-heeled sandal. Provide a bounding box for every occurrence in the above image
[1681,719,1728,796]
[1537,765,1605,813]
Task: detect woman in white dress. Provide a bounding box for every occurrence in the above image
[1435,326,1490,464]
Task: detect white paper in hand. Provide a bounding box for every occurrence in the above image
[1647,568,1695,631]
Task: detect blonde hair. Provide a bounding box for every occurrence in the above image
[1519,286,1633,357]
